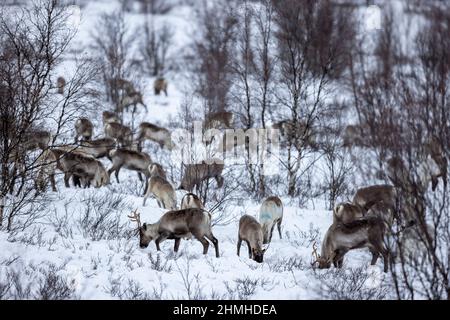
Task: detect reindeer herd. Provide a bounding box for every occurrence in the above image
[5,74,446,272]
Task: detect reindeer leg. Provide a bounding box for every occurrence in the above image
[137,172,143,182]
[174,238,181,252]
[155,232,169,251]
[369,247,380,265]
[50,173,57,192]
[277,218,283,239]
[246,240,252,259]
[237,237,242,256]
[269,224,276,243]
[64,172,71,188]
[205,232,219,258]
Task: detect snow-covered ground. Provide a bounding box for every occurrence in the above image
[0,0,395,300]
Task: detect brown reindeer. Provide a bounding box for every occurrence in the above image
[102,111,121,125]
[108,77,136,96]
[79,138,116,159]
[313,216,389,272]
[178,159,224,192]
[148,163,167,181]
[143,175,177,209]
[104,122,133,147]
[118,91,148,113]
[352,185,397,212]
[108,148,152,185]
[137,122,173,151]
[342,124,368,148]
[259,196,283,244]
[74,118,94,142]
[57,76,66,95]
[154,77,168,96]
[23,129,52,151]
[181,193,204,210]
[424,136,447,191]
[237,215,268,263]
[203,111,234,130]
[272,119,316,150]
[39,148,109,190]
[135,208,219,257]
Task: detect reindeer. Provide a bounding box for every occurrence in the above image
[181,193,204,210]
[57,76,66,94]
[74,118,94,142]
[332,202,364,225]
[342,124,367,148]
[102,111,121,125]
[108,148,152,185]
[104,122,133,147]
[272,119,316,150]
[237,215,268,263]
[259,196,283,244]
[137,122,173,151]
[131,208,219,257]
[425,135,448,191]
[352,185,397,212]
[203,111,234,130]
[39,148,109,189]
[148,163,167,181]
[23,129,52,151]
[79,138,116,159]
[312,216,389,272]
[178,159,224,192]
[154,77,168,96]
[143,175,177,209]
[118,91,148,113]
[36,149,57,192]
[108,77,136,96]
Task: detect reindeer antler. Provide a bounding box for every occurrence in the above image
[128,209,141,229]
[310,241,321,267]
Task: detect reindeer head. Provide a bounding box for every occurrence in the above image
[311,241,332,269]
[129,210,155,248]
[252,243,269,263]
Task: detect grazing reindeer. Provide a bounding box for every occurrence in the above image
[104,122,133,147]
[57,76,66,94]
[119,91,148,113]
[137,122,174,151]
[143,175,177,209]
[237,215,268,263]
[154,77,168,96]
[352,185,397,212]
[148,163,167,181]
[74,118,94,142]
[102,111,121,125]
[181,193,204,210]
[133,208,219,257]
[312,216,389,272]
[259,196,283,244]
[272,119,316,150]
[40,148,109,189]
[203,111,234,130]
[108,148,152,185]
[108,77,136,96]
[333,202,364,225]
[178,159,224,192]
[79,138,116,159]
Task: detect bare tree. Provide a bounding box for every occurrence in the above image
[0,0,98,231]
